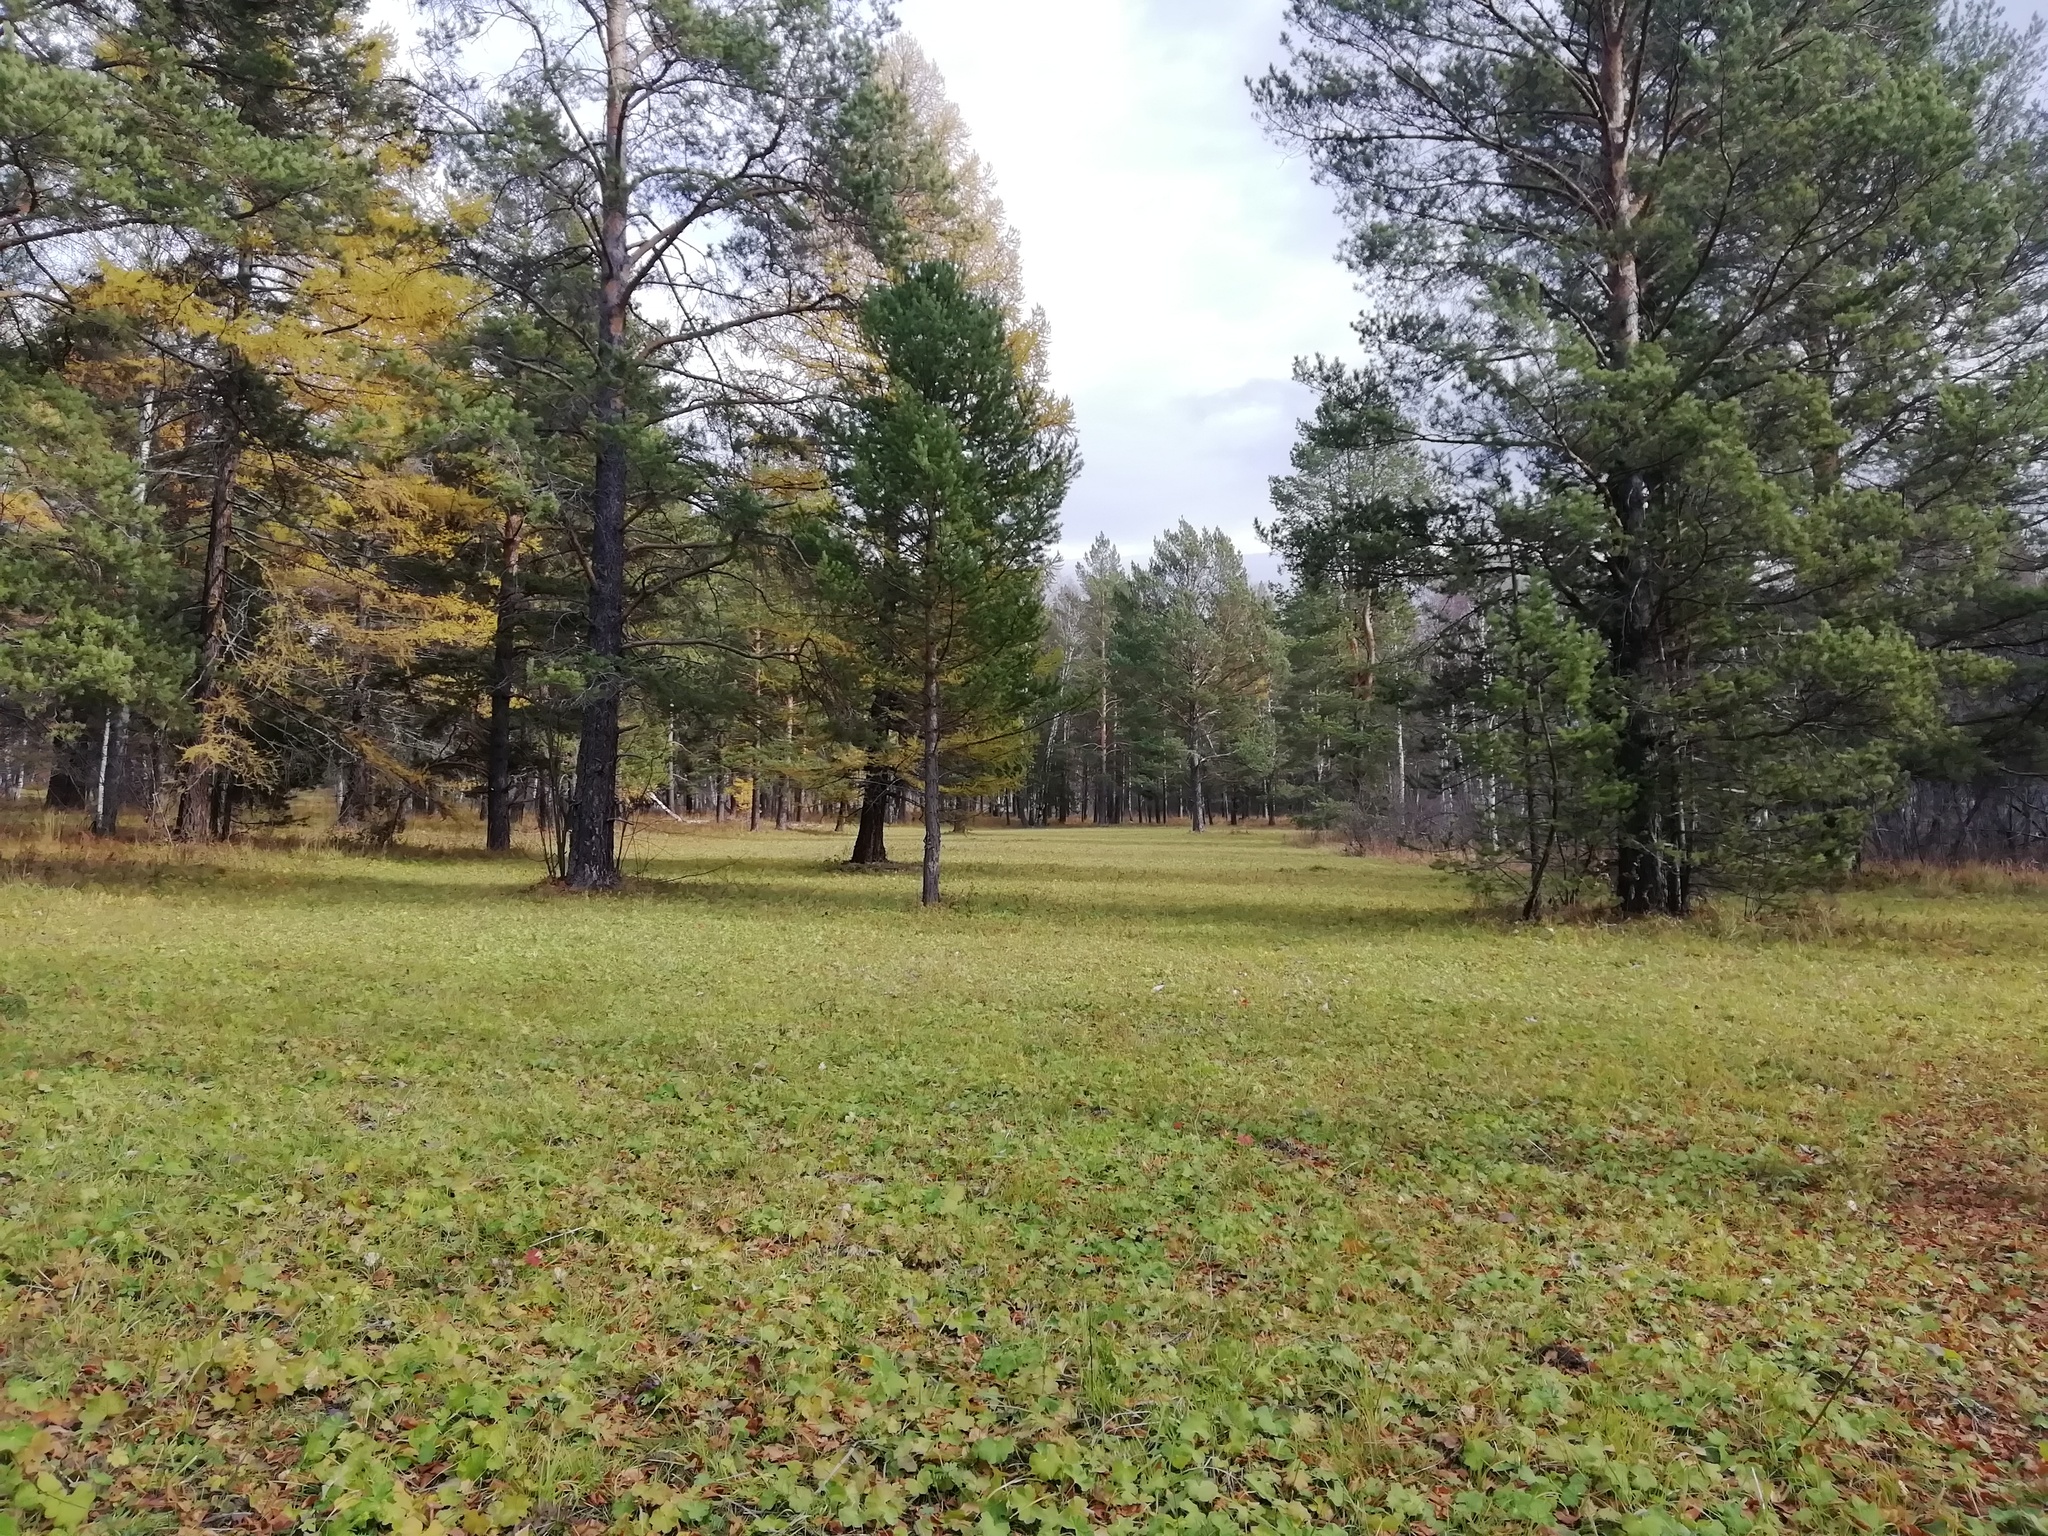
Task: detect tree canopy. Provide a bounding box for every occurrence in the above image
[6,0,2048,907]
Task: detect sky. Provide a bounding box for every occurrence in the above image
[893,0,1358,575]
[895,0,2048,577]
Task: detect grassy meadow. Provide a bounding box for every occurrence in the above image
[0,820,2045,1535]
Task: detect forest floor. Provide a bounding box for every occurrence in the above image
[1,820,2045,1536]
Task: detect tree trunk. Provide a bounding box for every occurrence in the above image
[1096,664,1113,825]
[45,729,89,810]
[96,390,151,840]
[1596,1,1664,916]
[1189,751,1207,833]
[92,705,129,837]
[920,633,942,906]
[209,771,237,841]
[1613,703,1661,914]
[1357,588,1378,702]
[849,684,896,864]
[775,694,794,829]
[177,418,241,841]
[1662,771,1693,916]
[566,0,632,891]
[337,747,375,829]
[666,722,679,815]
[850,765,891,863]
[1395,719,1407,830]
[486,509,525,851]
[1598,3,1641,368]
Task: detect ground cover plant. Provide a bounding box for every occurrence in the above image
[1,823,2045,1535]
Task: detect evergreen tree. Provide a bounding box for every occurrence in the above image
[430,0,889,889]
[816,260,1074,903]
[0,362,185,823]
[1273,584,1418,834]
[1260,0,2048,912]
[1052,535,1129,824]
[1113,523,1281,833]
[1265,374,1435,836]
[4,0,423,837]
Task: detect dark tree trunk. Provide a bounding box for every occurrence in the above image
[338,751,375,829]
[1610,505,1665,915]
[567,426,627,887]
[850,764,891,865]
[1593,4,1671,917]
[45,729,89,810]
[209,771,237,841]
[486,510,525,852]
[566,0,632,891]
[177,420,241,841]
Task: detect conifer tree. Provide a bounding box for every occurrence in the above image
[1113,524,1281,834]
[1054,535,1128,825]
[430,0,890,889]
[817,260,1073,903]
[1260,0,2048,911]
[5,0,424,836]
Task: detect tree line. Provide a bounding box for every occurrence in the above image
[1,0,1075,902]
[1014,0,2048,913]
[8,0,2048,915]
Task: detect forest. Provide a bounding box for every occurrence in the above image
[5,0,2048,1533]
[6,0,2046,915]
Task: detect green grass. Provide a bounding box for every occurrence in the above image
[1,822,2045,1536]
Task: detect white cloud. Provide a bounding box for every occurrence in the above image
[894,0,1360,568]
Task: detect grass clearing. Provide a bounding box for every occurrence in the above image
[1,822,2045,1535]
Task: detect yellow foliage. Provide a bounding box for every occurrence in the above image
[75,193,497,793]
[0,490,64,534]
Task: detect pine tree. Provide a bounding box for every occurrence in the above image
[1053,535,1128,825]
[5,0,417,836]
[1260,0,2048,911]
[817,260,1074,903]
[1113,524,1281,834]
[430,0,890,889]
[0,363,184,762]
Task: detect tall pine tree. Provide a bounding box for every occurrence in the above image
[1260,0,2048,911]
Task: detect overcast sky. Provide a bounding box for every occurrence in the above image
[896,0,2048,576]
